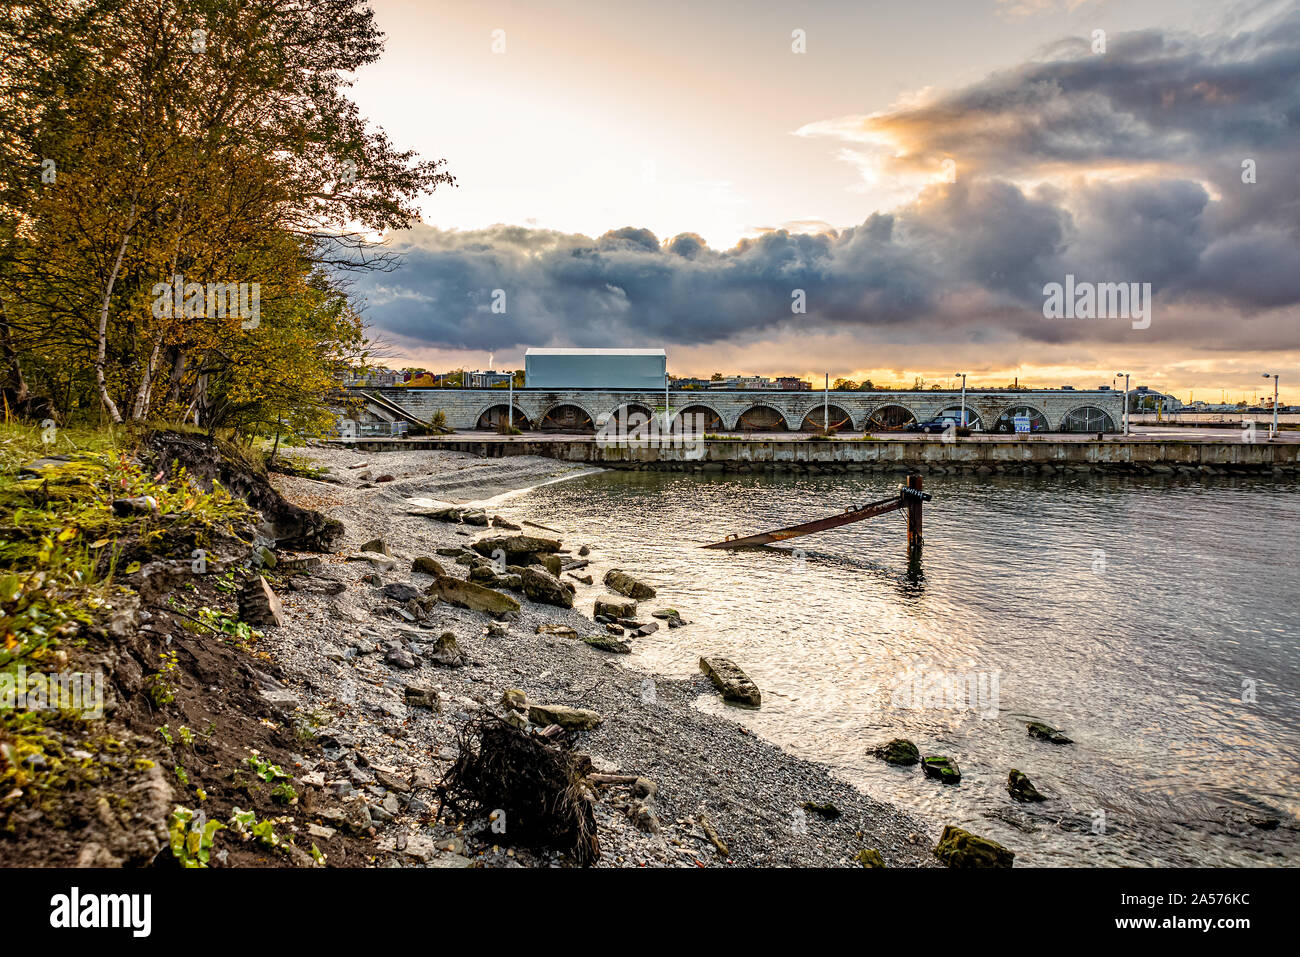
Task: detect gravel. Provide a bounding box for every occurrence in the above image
[264,443,938,867]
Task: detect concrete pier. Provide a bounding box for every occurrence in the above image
[332,434,1299,475]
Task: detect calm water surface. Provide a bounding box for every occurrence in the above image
[497,471,1300,866]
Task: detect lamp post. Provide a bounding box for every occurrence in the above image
[1116,372,1130,435]
[955,372,967,427]
[824,373,829,432]
[1263,372,1279,439]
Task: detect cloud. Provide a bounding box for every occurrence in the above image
[355,5,1300,358]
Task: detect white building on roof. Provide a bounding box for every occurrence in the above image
[524,348,667,389]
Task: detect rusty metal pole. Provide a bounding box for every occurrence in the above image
[906,473,923,561]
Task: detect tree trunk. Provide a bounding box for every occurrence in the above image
[95,211,134,424]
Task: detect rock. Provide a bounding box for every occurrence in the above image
[635,622,659,637]
[359,538,391,556]
[802,801,841,819]
[468,564,497,583]
[349,552,395,570]
[527,703,603,730]
[1027,722,1073,745]
[427,631,467,668]
[871,738,920,766]
[471,535,561,560]
[435,546,467,557]
[577,545,590,557]
[1007,769,1046,802]
[375,770,412,793]
[110,495,159,517]
[385,647,418,669]
[583,634,631,654]
[855,848,886,868]
[425,575,520,619]
[921,755,962,784]
[699,656,761,706]
[494,574,523,590]
[536,624,578,639]
[486,621,508,636]
[252,544,277,569]
[933,825,1015,868]
[459,508,488,526]
[381,582,422,603]
[594,598,637,619]
[604,568,656,600]
[491,515,522,530]
[374,474,395,483]
[412,557,446,576]
[535,553,563,577]
[519,567,573,608]
[238,575,284,627]
[650,608,679,619]
[404,686,440,709]
[500,688,528,711]
[567,573,593,585]
[605,623,625,636]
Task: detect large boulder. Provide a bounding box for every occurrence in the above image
[527,703,603,731]
[471,535,561,560]
[699,656,761,706]
[238,576,283,627]
[921,755,962,784]
[595,597,637,619]
[871,738,920,766]
[1027,722,1073,745]
[519,567,573,608]
[1007,769,1046,802]
[424,575,520,619]
[933,825,1015,868]
[604,569,656,600]
[412,557,446,576]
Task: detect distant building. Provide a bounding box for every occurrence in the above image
[524,348,667,389]
[466,370,513,389]
[776,377,811,391]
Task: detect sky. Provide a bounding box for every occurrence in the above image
[345,0,1300,402]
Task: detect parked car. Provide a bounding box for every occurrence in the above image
[906,418,956,434]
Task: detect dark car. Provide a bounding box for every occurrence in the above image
[906,418,956,434]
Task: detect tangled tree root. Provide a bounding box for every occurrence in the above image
[439,715,599,865]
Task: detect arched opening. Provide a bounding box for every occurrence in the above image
[800,405,853,432]
[938,406,982,430]
[538,404,596,433]
[736,405,789,432]
[992,406,1049,433]
[1060,406,1117,432]
[866,404,918,431]
[672,404,723,433]
[476,405,530,431]
[600,403,655,437]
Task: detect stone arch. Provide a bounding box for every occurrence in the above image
[536,402,598,433]
[474,403,531,430]
[733,403,791,432]
[672,403,725,433]
[990,404,1049,433]
[937,405,983,430]
[1059,405,1117,433]
[799,404,854,432]
[862,403,919,431]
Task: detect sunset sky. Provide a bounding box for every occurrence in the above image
[347,0,1299,402]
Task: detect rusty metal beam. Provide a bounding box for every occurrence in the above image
[701,493,906,549]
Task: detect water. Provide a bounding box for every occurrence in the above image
[497,470,1300,866]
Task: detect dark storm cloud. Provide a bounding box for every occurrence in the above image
[356,5,1300,352]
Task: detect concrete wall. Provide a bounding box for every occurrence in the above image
[355,387,1126,433]
[338,436,1299,474]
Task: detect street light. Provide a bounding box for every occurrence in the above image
[955,372,967,427]
[1116,372,1130,435]
[1263,372,1279,439]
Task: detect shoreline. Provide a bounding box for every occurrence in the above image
[268,445,942,867]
